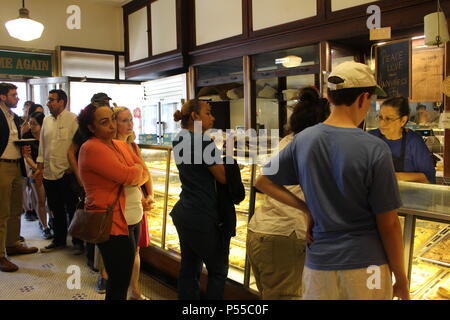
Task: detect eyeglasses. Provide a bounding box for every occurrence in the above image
[376,114,401,123]
[47,98,58,102]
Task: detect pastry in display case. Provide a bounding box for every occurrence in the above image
[410,222,450,299]
[140,146,172,247]
[421,228,450,265]
[409,261,443,294]
[418,271,450,300]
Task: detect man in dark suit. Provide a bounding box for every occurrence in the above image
[0,83,38,273]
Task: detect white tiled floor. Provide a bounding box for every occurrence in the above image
[0,216,177,300]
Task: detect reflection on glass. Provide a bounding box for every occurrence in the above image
[141,148,170,248]
[254,45,319,72]
[166,151,182,253]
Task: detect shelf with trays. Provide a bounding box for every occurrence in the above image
[399,212,450,300]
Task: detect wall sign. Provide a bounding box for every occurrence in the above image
[411,48,444,102]
[376,40,411,98]
[0,51,52,77]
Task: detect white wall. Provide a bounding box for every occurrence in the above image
[0,0,123,52]
[331,0,379,12]
[252,0,317,31]
[195,0,242,46]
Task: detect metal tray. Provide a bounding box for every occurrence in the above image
[410,262,445,296]
[415,271,450,300]
[418,227,450,268]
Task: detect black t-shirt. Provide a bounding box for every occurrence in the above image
[22,131,39,163]
[72,129,89,160]
[170,130,222,232]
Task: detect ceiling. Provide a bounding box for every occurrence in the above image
[89,0,133,7]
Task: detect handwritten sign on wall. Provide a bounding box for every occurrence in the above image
[411,48,444,102]
[376,40,411,98]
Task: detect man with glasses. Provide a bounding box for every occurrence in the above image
[34,89,80,253]
[0,83,38,272]
[255,62,410,300]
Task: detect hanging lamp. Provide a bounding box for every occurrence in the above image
[5,0,44,41]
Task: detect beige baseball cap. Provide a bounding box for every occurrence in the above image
[328,61,387,97]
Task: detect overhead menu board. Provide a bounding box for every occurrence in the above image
[376,40,411,98]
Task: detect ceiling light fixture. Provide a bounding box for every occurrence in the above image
[275,55,302,68]
[5,0,44,41]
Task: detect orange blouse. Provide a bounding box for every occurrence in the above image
[78,137,147,236]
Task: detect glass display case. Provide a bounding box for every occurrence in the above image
[139,144,259,286]
[139,144,450,300]
[398,181,450,300]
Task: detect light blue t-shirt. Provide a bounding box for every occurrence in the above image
[263,123,402,270]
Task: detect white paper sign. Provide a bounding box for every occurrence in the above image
[438,112,450,129]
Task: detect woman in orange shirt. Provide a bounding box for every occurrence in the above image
[78,104,149,300]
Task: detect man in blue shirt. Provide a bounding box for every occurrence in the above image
[255,61,410,300]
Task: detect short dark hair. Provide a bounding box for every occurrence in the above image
[49,89,68,107]
[24,101,34,107]
[29,111,45,127]
[416,103,427,111]
[288,87,330,135]
[382,96,410,120]
[29,103,43,116]
[0,83,18,96]
[327,76,376,106]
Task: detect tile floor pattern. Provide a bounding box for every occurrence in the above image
[0,216,178,300]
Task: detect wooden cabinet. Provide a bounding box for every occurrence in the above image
[123,0,189,80]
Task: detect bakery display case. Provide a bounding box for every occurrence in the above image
[139,144,260,287]
[139,144,449,299]
[398,181,450,300]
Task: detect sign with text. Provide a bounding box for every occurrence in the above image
[370,27,391,41]
[0,51,52,77]
[411,48,444,102]
[376,40,411,98]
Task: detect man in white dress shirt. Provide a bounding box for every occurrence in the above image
[35,89,81,253]
[0,83,38,272]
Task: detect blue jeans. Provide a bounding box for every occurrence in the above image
[174,221,230,300]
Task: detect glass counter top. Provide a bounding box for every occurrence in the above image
[398,181,450,222]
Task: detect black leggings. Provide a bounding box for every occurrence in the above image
[97,222,141,300]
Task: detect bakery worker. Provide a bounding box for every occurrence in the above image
[369,96,435,184]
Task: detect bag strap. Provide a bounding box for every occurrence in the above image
[107,185,124,211]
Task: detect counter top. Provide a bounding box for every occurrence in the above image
[398,181,450,222]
